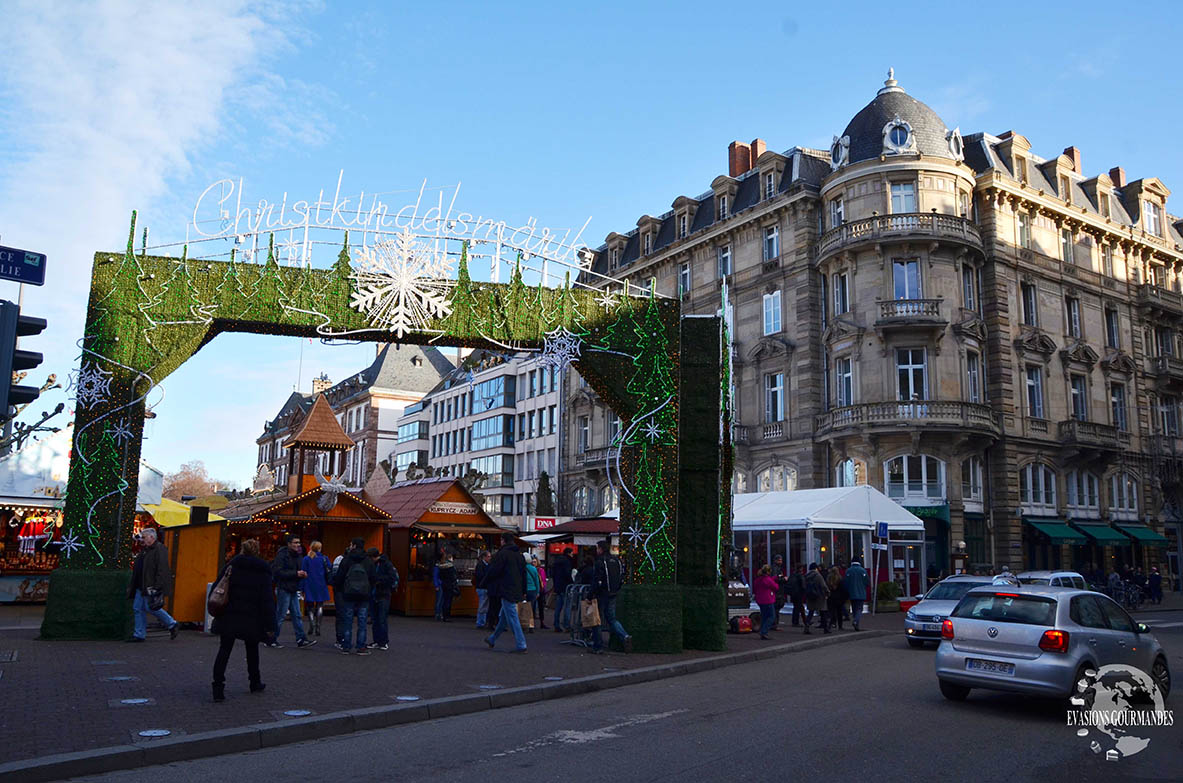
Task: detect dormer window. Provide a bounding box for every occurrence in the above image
[643,233,652,255]
[830,135,850,170]
[718,195,728,220]
[946,128,964,161]
[609,248,619,270]
[1060,175,1072,204]
[678,214,688,239]
[1015,157,1028,184]
[882,116,915,154]
[1144,201,1164,236]
[764,172,776,200]
[1100,192,1111,219]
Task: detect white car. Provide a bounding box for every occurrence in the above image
[905,575,993,648]
[1015,570,1087,589]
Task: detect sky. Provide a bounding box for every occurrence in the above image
[1,0,1181,486]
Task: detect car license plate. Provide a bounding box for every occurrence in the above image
[922,623,941,632]
[966,658,1014,676]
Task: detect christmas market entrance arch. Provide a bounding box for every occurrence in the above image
[42,213,731,652]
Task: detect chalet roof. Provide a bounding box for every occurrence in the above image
[375,477,501,532]
[285,393,355,450]
[244,482,390,523]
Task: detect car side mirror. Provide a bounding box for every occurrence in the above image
[1136,622,1150,634]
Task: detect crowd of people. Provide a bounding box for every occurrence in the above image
[751,558,869,639]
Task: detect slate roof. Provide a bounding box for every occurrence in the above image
[840,84,952,165]
[286,393,355,450]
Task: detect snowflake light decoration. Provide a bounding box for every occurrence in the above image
[106,418,135,444]
[70,361,113,410]
[642,420,663,442]
[58,532,83,558]
[595,288,619,311]
[537,326,582,371]
[623,525,648,547]
[349,228,455,338]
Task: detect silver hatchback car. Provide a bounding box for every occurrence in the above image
[905,575,992,647]
[934,585,1171,701]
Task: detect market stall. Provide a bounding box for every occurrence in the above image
[732,485,926,595]
[521,516,619,573]
[149,500,227,623]
[374,477,507,617]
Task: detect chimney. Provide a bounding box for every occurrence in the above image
[750,138,767,164]
[1062,146,1082,174]
[1109,166,1127,188]
[728,141,752,177]
[312,372,332,394]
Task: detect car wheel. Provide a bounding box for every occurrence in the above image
[1152,657,1171,698]
[907,638,925,649]
[939,680,970,701]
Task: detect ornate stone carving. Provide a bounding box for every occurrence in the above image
[1059,340,1100,369]
[1100,348,1137,376]
[1013,327,1057,358]
[746,336,795,365]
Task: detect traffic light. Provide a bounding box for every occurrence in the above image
[0,300,47,414]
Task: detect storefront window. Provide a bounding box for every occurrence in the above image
[789,531,806,571]
[752,530,769,574]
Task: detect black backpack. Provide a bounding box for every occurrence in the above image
[599,556,623,597]
[343,560,370,599]
[805,572,823,598]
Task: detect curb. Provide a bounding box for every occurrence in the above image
[0,630,890,782]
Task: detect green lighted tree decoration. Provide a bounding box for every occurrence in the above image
[45,211,725,647]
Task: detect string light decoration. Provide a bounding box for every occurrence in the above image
[49,210,720,643]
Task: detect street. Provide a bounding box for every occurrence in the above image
[71,610,1183,783]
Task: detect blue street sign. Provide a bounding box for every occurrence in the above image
[0,246,46,286]
[875,521,889,539]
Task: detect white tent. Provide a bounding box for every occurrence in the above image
[733,485,925,532]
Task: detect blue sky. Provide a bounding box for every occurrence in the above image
[1,0,1180,485]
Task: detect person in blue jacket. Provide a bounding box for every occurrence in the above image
[301,540,332,637]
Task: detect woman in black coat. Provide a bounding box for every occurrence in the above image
[211,539,277,702]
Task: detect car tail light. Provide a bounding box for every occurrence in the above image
[1038,629,1069,653]
[941,619,954,640]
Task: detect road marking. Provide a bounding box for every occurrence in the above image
[492,710,688,757]
[1145,621,1183,628]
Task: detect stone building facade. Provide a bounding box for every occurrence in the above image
[566,72,1183,583]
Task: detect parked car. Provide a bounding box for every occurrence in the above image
[1015,570,1087,589]
[905,575,992,648]
[934,585,1171,702]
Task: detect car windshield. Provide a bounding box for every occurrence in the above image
[1021,577,1051,585]
[924,581,990,601]
[952,593,1057,626]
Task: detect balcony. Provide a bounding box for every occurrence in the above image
[1149,355,1183,389]
[731,425,750,445]
[815,400,1001,440]
[762,422,785,441]
[875,298,947,337]
[1136,284,1183,318]
[1057,419,1129,452]
[816,213,982,263]
[575,447,612,467]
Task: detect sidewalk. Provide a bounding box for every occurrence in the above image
[0,607,902,764]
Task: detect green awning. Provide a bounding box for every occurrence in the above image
[1116,524,1170,545]
[1071,523,1132,546]
[1024,517,1087,544]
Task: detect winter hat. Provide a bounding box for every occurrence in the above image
[367,547,380,557]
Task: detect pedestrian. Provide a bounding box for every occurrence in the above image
[433,549,458,621]
[787,565,806,627]
[524,555,541,633]
[474,550,492,629]
[367,547,398,650]
[592,540,633,653]
[126,527,179,642]
[332,538,375,655]
[482,532,528,653]
[550,547,575,632]
[1107,569,1122,596]
[1148,567,1163,605]
[843,559,869,630]
[534,556,549,630]
[753,565,778,640]
[210,538,275,702]
[269,534,315,649]
[771,554,788,631]
[301,540,331,638]
[826,565,848,630]
[804,562,831,635]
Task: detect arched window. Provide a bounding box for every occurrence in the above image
[834,458,866,487]
[601,485,619,514]
[573,487,591,517]
[756,465,798,493]
[1066,470,1100,513]
[1020,463,1057,510]
[1108,472,1139,518]
[885,455,945,500]
[734,472,749,494]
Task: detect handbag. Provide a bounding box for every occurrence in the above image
[207,565,233,617]
[452,582,462,597]
[517,599,534,629]
[580,598,601,628]
[146,587,165,612]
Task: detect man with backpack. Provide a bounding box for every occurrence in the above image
[592,539,632,653]
[367,547,398,651]
[269,534,315,649]
[481,532,528,653]
[332,538,375,655]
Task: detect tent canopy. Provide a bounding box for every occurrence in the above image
[141,497,226,528]
[732,486,925,532]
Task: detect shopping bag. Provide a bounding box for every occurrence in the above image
[517,600,534,629]
[580,598,601,628]
[207,566,233,617]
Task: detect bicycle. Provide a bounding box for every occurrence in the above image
[1122,582,1143,611]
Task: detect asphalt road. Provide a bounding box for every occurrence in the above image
[74,613,1183,783]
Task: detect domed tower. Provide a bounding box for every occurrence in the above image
[815,71,997,578]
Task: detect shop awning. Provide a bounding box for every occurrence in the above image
[1024,517,1087,544]
[521,533,563,544]
[141,498,226,528]
[1116,524,1170,545]
[414,522,506,535]
[1071,522,1132,546]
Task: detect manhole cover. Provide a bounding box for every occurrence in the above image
[0,650,17,663]
[283,709,312,717]
[138,729,171,738]
[102,676,139,682]
[477,684,502,690]
[395,695,420,702]
[543,676,564,681]
[121,698,151,705]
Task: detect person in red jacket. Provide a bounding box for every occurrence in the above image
[753,565,779,640]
